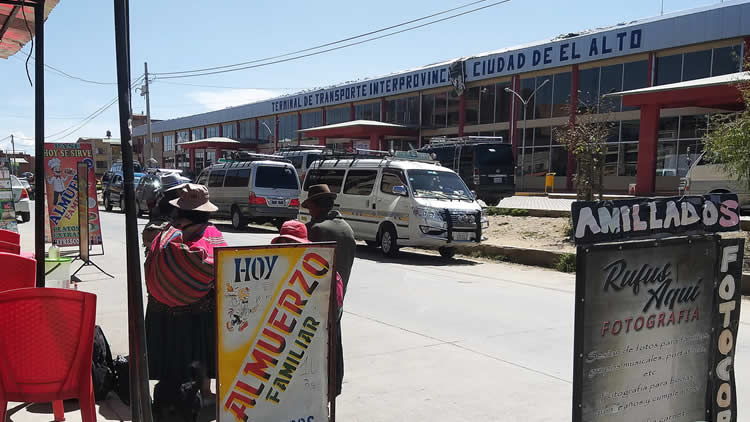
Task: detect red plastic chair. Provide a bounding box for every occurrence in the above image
[0,229,20,245]
[0,229,34,259]
[0,252,35,292]
[0,288,97,422]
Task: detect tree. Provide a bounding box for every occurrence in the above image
[553,99,616,201]
[702,71,750,189]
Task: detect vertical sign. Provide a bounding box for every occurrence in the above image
[43,143,103,247]
[77,162,89,262]
[216,244,335,422]
[0,166,18,232]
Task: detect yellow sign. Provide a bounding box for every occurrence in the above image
[216,243,336,422]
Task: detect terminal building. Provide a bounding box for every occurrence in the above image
[133,1,750,194]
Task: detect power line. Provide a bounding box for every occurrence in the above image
[11,47,119,86]
[152,80,307,90]
[2,114,91,120]
[152,0,507,78]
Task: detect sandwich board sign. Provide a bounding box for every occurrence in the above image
[216,243,337,422]
[571,194,743,422]
[0,166,17,232]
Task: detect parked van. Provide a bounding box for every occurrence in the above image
[278,146,325,182]
[299,153,488,258]
[681,152,750,212]
[420,137,515,205]
[196,155,301,229]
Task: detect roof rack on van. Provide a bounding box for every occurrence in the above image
[426,136,505,146]
[223,151,288,162]
[317,148,438,165]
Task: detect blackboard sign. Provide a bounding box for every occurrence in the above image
[572,235,744,421]
[571,194,741,245]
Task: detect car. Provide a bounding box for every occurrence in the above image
[10,175,30,223]
[21,172,34,183]
[17,177,34,200]
[681,152,750,213]
[197,154,300,230]
[102,171,146,212]
[134,171,189,216]
[299,152,488,259]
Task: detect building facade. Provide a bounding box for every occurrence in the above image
[77,136,123,177]
[133,1,750,193]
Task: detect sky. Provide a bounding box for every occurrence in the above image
[0,0,729,155]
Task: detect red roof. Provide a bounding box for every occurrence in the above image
[0,1,59,60]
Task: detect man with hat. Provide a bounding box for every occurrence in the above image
[302,184,355,397]
[141,173,188,253]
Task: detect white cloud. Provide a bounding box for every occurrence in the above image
[186,89,279,111]
[8,131,34,153]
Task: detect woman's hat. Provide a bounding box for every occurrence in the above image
[271,220,309,244]
[301,184,337,209]
[168,184,218,212]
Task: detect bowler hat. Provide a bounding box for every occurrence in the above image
[301,184,337,209]
[169,184,218,213]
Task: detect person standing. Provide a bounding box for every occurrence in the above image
[144,184,227,404]
[302,184,356,397]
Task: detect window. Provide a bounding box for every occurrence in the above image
[600,64,623,112]
[712,45,741,76]
[531,147,550,174]
[549,147,567,176]
[682,50,712,81]
[278,114,297,144]
[304,154,321,167]
[679,114,708,139]
[303,169,345,192]
[207,170,225,187]
[421,94,435,128]
[301,111,323,137]
[620,143,639,176]
[477,85,494,125]
[343,170,377,195]
[196,171,208,186]
[224,168,251,187]
[434,92,447,127]
[191,128,204,141]
[658,117,679,140]
[464,87,480,126]
[177,130,189,144]
[655,54,682,85]
[621,120,640,143]
[255,166,298,189]
[578,68,600,110]
[355,102,377,121]
[447,90,461,127]
[622,60,649,111]
[656,141,678,176]
[96,160,108,169]
[519,78,535,119]
[222,123,236,139]
[239,119,255,140]
[206,126,219,138]
[380,170,407,195]
[495,81,511,123]
[326,106,349,125]
[259,118,275,142]
[532,127,551,147]
[603,145,619,176]
[163,134,175,151]
[551,72,571,118]
[534,75,553,119]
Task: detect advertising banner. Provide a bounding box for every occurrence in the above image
[216,243,336,422]
[572,234,744,421]
[0,166,18,232]
[77,162,89,261]
[43,143,102,247]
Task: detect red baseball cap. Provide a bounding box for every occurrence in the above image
[271,220,309,244]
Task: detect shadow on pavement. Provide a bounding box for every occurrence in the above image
[354,245,478,267]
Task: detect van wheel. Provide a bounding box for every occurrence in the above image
[439,247,456,259]
[379,225,399,257]
[231,206,247,230]
[365,240,378,248]
[104,195,112,211]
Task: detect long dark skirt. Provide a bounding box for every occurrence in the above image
[145,292,216,381]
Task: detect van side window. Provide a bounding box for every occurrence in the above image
[289,156,303,169]
[343,170,377,196]
[380,171,407,195]
[304,154,321,167]
[303,169,345,192]
[196,171,209,186]
[208,170,226,187]
[224,168,251,187]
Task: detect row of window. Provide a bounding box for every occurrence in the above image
[304,168,406,197]
[655,45,741,86]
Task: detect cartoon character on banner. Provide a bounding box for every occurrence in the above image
[46,157,75,206]
[224,283,259,332]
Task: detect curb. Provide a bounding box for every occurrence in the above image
[454,243,569,269]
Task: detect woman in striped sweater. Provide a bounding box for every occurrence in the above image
[144,183,227,403]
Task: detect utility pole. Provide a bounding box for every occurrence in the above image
[141,62,153,164]
[10,134,15,176]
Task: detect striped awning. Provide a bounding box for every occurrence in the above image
[0,1,60,60]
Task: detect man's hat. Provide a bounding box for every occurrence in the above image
[301,184,337,209]
[271,220,309,244]
[160,173,188,192]
[168,183,218,213]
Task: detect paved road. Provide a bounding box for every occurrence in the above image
[14,203,750,421]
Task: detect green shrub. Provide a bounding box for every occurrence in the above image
[484,207,529,217]
[509,208,529,217]
[556,253,576,273]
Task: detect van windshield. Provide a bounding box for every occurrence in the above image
[256,166,298,190]
[408,170,473,200]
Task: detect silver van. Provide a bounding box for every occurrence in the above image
[278,147,325,183]
[197,158,301,229]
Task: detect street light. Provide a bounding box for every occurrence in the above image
[505,78,549,191]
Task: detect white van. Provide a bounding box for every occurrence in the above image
[197,158,301,229]
[278,147,325,182]
[299,155,488,258]
[682,152,750,212]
